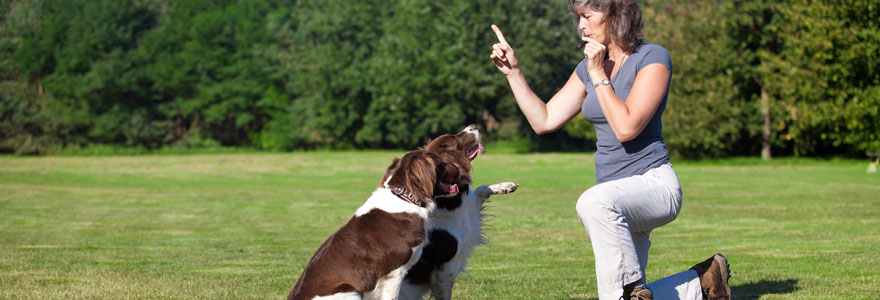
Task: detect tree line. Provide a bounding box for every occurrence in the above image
[1,0,877,157]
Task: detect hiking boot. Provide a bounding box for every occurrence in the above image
[630,285,652,300]
[622,282,652,300]
[691,253,732,300]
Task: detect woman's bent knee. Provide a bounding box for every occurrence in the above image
[576,189,613,221]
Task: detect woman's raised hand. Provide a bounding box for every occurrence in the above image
[490,24,519,76]
[581,36,607,80]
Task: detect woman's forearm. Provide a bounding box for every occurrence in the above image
[506,70,552,134]
[591,82,637,141]
[589,63,670,142]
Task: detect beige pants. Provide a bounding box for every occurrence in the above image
[576,163,702,300]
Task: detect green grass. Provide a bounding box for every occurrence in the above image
[1,152,878,299]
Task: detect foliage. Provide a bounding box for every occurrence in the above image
[759,1,880,155]
[1,0,877,156]
[276,0,580,150]
[639,1,759,157]
[640,0,879,157]
[6,0,286,152]
[1,0,64,154]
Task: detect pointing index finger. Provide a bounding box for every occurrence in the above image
[491,24,508,45]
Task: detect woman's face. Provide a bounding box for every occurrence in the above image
[576,7,608,45]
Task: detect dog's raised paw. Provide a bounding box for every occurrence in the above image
[488,182,518,195]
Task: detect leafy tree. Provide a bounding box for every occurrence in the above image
[278,0,581,150]
[13,0,168,148]
[137,0,285,147]
[1,0,67,154]
[641,0,879,158]
[2,0,876,156]
[272,0,387,149]
[761,1,880,156]
[9,0,287,150]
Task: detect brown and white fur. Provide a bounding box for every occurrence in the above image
[398,125,519,300]
[288,150,465,300]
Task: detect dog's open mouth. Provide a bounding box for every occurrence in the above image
[467,144,483,160]
[439,182,460,195]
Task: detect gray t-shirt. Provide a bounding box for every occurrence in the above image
[575,41,672,184]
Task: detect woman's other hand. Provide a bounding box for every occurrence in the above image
[490,24,520,76]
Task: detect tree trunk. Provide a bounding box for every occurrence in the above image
[761,88,772,160]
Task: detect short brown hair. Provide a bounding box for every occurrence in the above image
[568,0,644,53]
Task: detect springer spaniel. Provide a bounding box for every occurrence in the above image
[288,149,465,300]
[398,125,519,300]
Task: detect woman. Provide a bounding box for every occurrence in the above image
[489,0,732,299]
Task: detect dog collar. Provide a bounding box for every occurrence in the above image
[388,185,424,208]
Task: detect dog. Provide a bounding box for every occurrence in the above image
[288,149,466,300]
[398,125,519,300]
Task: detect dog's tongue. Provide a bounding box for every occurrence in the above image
[468,144,484,160]
[441,182,459,195]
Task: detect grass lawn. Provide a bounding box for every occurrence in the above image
[1,151,878,299]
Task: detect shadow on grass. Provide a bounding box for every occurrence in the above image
[732,279,799,299]
[563,279,798,300]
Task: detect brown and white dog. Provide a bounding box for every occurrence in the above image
[288,149,465,300]
[398,125,519,300]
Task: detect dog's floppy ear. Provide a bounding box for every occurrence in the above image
[401,150,438,205]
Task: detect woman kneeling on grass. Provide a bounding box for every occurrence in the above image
[489,0,731,299]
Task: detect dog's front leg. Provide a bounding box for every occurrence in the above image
[429,271,456,300]
[475,182,519,203]
[370,267,407,300]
